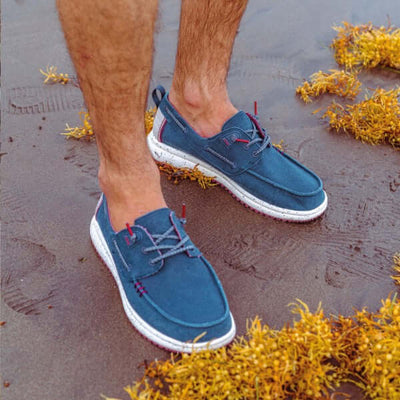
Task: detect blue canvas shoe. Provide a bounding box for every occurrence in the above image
[147,86,328,222]
[90,195,235,352]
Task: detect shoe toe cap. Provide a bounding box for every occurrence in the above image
[134,254,233,343]
[244,147,326,211]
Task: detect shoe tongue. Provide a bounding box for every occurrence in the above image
[134,208,173,235]
[221,111,253,132]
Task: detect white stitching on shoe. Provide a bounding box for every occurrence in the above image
[113,240,132,272]
[165,107,187,132]
[205,147,236,168]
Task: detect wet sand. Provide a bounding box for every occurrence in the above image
[1,0,399,399]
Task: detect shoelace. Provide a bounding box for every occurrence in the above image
[244,114,271,156]
[132,225,192,297]
[144,225,194,265]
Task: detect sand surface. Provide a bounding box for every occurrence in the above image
[1,0,399,399]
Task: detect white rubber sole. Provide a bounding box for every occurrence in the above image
[147,130,328,222]
[90,216,236,353]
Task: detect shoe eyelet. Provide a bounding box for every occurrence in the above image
[134,231,142,241]
[244,144,250,151]
[252,150,259,157]
[149,259,156,266]
[126,231,141,246]
[141,247,149,255]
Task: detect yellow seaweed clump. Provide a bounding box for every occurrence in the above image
[296,69,361,103]
[40,65,70,84]
[323,88,400,149]
[115,302,340,400]
[331,22,400,70]
[104,295,400,400]
[339,295,400,399]
[158,163,216,189]
[61,111,94,140]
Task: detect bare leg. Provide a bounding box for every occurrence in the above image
[169,0,248,137]
[57,0,166,230]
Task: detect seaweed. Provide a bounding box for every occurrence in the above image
[323,88,400,149]
[40,65,70,84]
[331,22,400,71]
[103,288,400,400]
[296,70,361,103]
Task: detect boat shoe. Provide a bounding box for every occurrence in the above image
[90,195,236,352]
[147,85,328,222]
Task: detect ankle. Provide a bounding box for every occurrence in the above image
[99,166,167,231]
[169,81,237,137]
